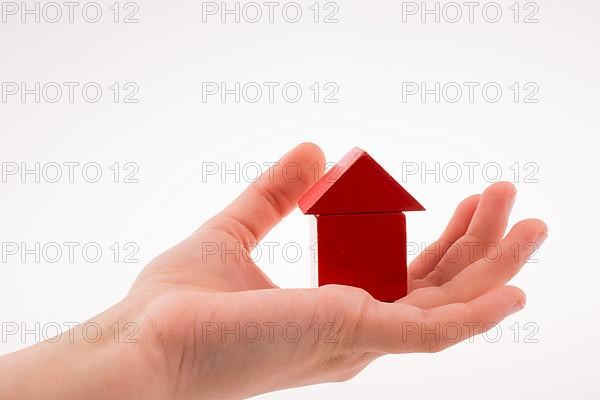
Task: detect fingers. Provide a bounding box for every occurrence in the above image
[202,143,325,247]
[466,181,516,239]
[408,194,480,282]
[402,219,547,309]
[411,182,516,289]
[358,286,525,354]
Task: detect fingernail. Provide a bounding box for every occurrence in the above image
[535,230,548,246]
[510,299,526,315]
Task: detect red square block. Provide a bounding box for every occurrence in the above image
[316,213,407,302]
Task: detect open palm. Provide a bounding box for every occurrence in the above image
[126,143,547,399]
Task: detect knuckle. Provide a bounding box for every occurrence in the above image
[424,270,446,287]
[332,368,360,383]
[253,182,289,219]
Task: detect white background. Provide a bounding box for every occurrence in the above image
[0,0,598,398]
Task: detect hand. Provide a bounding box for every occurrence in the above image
[0,143,547,400]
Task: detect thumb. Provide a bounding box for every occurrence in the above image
[203,143,325,247]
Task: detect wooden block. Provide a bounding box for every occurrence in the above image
[299,147,424,215]
[315,213,407,302]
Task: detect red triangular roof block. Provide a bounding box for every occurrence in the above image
[299,148,424,215]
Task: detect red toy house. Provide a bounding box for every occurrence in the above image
[298,148,424,302]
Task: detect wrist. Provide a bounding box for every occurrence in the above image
[0,299,168,400]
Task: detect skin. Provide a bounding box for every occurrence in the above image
[0,143,547,399]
